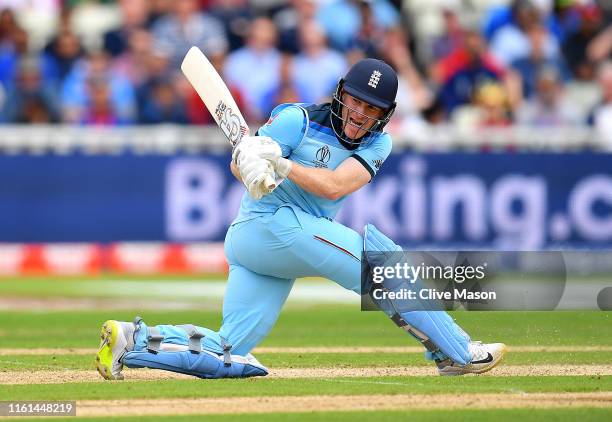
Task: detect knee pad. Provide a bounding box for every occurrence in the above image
[123,320,268,379]
[362,224,404,298]
[363,224,402,254]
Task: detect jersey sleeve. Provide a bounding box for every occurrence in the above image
[352,133,392,181]
[256,105,307,158]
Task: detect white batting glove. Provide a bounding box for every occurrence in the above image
[233,135,291,186]
[232,136,281,164]
[248,136,292,178]
[236,151,275,200]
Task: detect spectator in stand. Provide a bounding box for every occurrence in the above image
[113,28,156,90]
[585,4,612,68]
[591,60,612,149]
[474,82,513,127]
[552,0,583,42]
[482,0,563,42]
[209,0,254,52]
[0,24,28,92]
[450,82,512,130]
[563,3,605,81]
[148,0,173,26]
[350,0,387,58]
[516,67,580,126]
[151,0,228,68]
[40,29,84,93]
[379,27,431,120]
[1,56,59,123]
[430,6,467,64]
[316,0,399,52]
[262,54,301,116]
[103,0,151,58]
[489,0,561,66]
[137,44,204,125]
[81,75,121,126]
[511,22,571,99]
[290,20,347,104]
[433,30,507,115]
[224,16,281,121]
[273,0,318,55]
[139,77,188,124]
[61,50,136,123]
[0,8,18,49]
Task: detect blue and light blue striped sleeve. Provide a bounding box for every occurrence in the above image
[352,134,392,181]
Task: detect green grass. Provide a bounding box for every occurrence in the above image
[0,280,224,302]
[0,308,609,348]
[9,409,612,422]
[2,376,610,401]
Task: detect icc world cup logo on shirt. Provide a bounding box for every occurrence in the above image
[314,145,331,168]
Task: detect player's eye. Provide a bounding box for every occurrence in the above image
[366,106,379,116]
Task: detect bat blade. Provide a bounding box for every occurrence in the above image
[181,46,275,191]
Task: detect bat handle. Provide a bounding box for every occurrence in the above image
[264,174,276,192]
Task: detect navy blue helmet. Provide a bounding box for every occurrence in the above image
[330,58,398,147]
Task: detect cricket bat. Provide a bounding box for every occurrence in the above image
[180,46,276,191]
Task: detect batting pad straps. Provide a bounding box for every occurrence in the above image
[133,316,143,327]
[146,327,164,354]
[220,337,233,367]
[177,324,205,354]
[391,314,440,353]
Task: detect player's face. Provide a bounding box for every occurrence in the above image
[341,93,385,140]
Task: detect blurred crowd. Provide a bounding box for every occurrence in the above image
[1,0,612,134]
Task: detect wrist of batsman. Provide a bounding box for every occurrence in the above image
[274,157,292,179]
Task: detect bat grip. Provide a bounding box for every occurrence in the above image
[263,174,276,192]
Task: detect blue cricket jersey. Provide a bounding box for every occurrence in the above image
[234,103,392,223]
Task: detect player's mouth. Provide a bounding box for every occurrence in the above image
[349,117,364,127]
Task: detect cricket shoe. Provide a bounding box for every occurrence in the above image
[95,319,137,380]
[436,341,507,376]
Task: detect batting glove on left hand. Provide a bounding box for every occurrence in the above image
[232,136,289,192]
[232,136,281,165]
[235,150,275,200]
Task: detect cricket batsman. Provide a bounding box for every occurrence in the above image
[96,58,506,380]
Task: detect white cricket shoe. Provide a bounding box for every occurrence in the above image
[95,319,136,380]
[437,341,507,376]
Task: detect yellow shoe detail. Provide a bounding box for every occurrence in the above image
[95,320,124,380]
